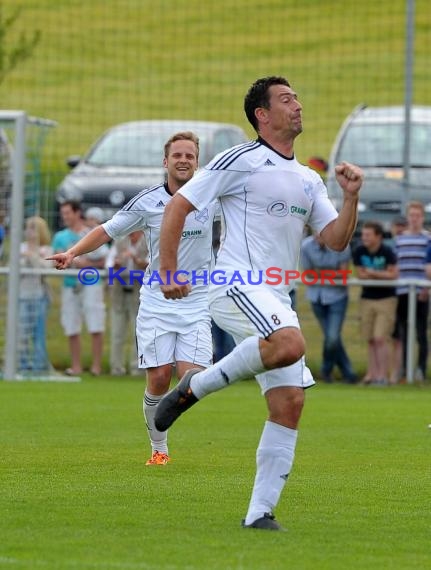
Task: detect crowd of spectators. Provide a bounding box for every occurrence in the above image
[301,201,431,385]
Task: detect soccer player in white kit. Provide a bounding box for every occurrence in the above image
[155,77,363,530]
[49,132,216,466]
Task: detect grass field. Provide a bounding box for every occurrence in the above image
[1,377,430,570]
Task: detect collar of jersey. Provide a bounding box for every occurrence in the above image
[163,182,174,197]
[256,136,295,161]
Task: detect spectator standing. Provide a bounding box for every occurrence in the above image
[394,202,430,382]
[18,216,53,372]
[52,201,106,376]
[301,233,356,383]
[353,221,398,384]
[390,215,408,246]
[105,231,148,375]
[83,207,109,375]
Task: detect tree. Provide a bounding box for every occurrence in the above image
[0,4,41,85]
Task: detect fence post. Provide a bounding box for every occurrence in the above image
[4,112,27,380]
[406,282,416,384]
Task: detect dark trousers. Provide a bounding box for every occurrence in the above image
[212,319,236,363]
[395,294,429,376]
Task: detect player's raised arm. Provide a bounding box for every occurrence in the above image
[320,161,363,251]
[48,225,110,269]
[159,193,195,299]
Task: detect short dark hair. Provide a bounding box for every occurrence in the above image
[60,200,82,213]
[164,131,199,159]
[391,215,407,227]
[362,221,384,236]
[244,76,291,131]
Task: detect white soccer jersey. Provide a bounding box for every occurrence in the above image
[178,138,338,301]
[103,183,217,322]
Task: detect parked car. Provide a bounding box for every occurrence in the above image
[56,120,249,223]
[326,105,431,234]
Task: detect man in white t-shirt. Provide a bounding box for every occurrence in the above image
[154,76,363,530]
[48,132,216,466]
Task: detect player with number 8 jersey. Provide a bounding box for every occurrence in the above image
[155,76,363,530]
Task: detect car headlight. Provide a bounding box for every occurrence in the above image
[110,190,125,206]
[424,203,431,213]
[57,180,83,203]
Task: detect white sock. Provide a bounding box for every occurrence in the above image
[190,336,264,399]
[143,391,168,455]
[244,421,298,525]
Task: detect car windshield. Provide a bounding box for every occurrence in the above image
[86,129,209,167]
[337,123,431,167]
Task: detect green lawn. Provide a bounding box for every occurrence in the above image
[1,378,430,569]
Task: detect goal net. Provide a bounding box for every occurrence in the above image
[0,110,78,381]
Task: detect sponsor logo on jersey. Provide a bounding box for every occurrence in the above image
[264,158,275,166]
[155,200,165,208]
[290,205,308,216]
[181,229,203,238]
[267,200,288,217]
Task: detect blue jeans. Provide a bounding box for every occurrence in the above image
[311,296,355,380]
[18,294,51,371]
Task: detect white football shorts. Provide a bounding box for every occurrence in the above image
[210,284,315,393]
[136,310,212,369]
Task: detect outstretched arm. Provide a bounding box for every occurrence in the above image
[48,225,110,269]
[320,161,363,251]
[159,193,195,299]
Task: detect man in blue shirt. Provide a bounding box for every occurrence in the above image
[301,233,356,383]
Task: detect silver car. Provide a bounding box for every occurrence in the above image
[326,105,431,233]
[56,119,248,221]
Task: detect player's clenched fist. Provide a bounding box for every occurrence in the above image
[335,161,363,196]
